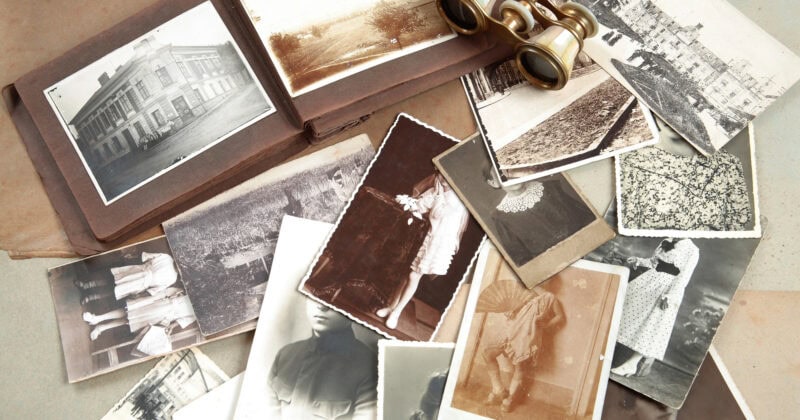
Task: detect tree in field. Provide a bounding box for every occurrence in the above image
[367,1,426,49]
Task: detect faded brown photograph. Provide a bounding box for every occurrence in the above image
[448,245,623,419]
[47,237,253,382]
[299,114,484,341]
[242,0,453,96]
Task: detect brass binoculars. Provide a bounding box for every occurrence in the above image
[436,0,599,90]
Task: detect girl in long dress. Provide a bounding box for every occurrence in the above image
[611,238,700,377]
[74,252,179,303]
[376,173,470,329]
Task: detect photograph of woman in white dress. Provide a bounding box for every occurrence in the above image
[377,173,470,329]
[611,238,700,377]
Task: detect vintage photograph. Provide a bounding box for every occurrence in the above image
[378,341,454,420]
[44,2,276,204]
[616,119,761,238]
[242,0,455,96]
[299,114,485,341]
[434,135,614,288]
[583,206,763,408]
[101,348,228,420]
[233,216,382,420]
[463,56,658,184]
[163,135,374,335]
[47,236,253,383]
[440,243,627,419]
[174,374,243,420]
[575,0,800,154]
[603,347,754,419]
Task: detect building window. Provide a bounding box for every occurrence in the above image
[119,95,132,113]
[112,136,123,152]
[152,109,166,126]
[134,121,147,138]
[109,104,121,121]
[178,62,191,78]
[156,66,174,87]
[136,81,151,100]
[190,61,204,77]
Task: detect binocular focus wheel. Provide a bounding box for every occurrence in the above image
[499,0,537,34]
[559,2,599,38]
[436,0,485,35]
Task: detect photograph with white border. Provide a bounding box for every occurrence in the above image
[616,120,761,238]
[378,340,455,420]
[173,373,244,420]
[101,348,229,420]
[44,1,276,204]
[584,205,763,408]
[163,135,374,336]
[463,56,658,185]
[440,242,628,419]
[298,114,485,341]
[233,216,382,420]
[574,0,800,155]
[241,0,456,97]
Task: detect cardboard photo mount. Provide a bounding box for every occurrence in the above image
[4,0,507,254]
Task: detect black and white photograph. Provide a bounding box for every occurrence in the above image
[603,346,756,419]
[44,1,276,204]
[434,135,614,288]
[440,243,627,420]
[463,56,658,184]
[47,236,253,383]
[575,0,800,154]
[173,373,244,420]
[101,348,228,420]
[241,0,455,96]
[616,119,761,238]
[163,135,374,336]
[378,341,454,420]
[233,216,382,420]
[299,114,485,341]
[583,206,764,408]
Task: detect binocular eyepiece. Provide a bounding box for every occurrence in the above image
[436,0,598,90]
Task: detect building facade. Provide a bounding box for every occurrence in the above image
[70,36,252,168]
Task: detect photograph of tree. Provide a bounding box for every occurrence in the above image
[242,0,454,96]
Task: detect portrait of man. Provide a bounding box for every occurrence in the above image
[267,300,378,419]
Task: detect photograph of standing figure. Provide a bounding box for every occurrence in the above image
[610,238,699,378]
[378,173,470,329]
[584,206,764,408]
[300,114,484,341]
[48,237,254,382]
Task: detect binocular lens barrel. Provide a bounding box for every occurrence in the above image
[519,51,560,86]
[440,0,479,31]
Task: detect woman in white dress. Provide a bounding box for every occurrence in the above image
[376,173,470,329]
[75,252,179,302]
[611,238,700,377]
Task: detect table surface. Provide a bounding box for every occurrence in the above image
[1,0,798,418]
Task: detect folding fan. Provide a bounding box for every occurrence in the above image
[475,279,535,313]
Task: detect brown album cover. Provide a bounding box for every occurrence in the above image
[5,0,502,252]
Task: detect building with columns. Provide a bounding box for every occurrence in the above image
[69,36,252,168]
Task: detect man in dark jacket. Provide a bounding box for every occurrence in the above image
[267,300,377,419]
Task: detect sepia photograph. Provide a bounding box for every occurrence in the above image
[242,0,455,96]
[47,236,253,383]
[583,206,763,408]
[163,135,374,336]
[463,56,658,184]
[101,348,228,420]
[575,0,800,154]
[434,135,614,288]
[616,119,761,238]
[603,347,754,419]
[299,114,485,341]
[233,216,382,420]
[440,243,628,420]
[378,341,454,420]
[44,2,276,204]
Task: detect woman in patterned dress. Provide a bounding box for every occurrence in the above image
[611,238,700,377]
